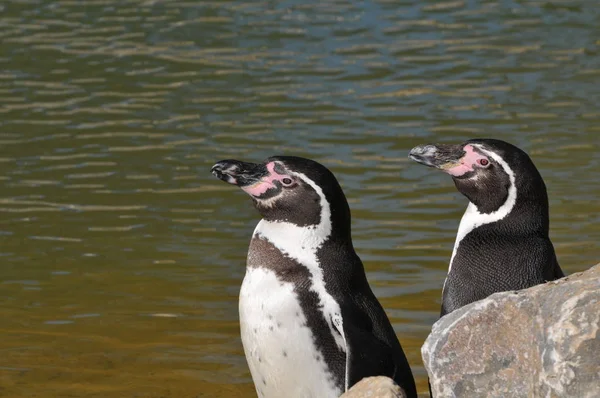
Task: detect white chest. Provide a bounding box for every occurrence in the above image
[239,267,342,398]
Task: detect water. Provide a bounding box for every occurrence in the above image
[1,0,599,396]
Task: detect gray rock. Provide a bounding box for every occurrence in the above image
[422,263,600,398]
[340,376,407,398]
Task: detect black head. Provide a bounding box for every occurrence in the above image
[212,156,352,240]
[410,139,549,229]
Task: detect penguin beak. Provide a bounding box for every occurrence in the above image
[211,159,269,187]
[409,144,466,171]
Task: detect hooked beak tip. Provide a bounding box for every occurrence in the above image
[211,163,225,179]
[211,160,241,185]
[409,144,439,167]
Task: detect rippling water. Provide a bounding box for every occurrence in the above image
[1,0,599,396]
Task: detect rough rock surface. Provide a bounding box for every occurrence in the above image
[422,263,600,398]
[340,376,407,398]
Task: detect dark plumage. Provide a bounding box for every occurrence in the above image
[410,139,564,316]
[212,156,417,398]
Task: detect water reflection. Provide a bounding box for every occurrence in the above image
[1,0,598,396]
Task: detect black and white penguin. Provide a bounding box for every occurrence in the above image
[409,139,564,316]
[212,156,417,398]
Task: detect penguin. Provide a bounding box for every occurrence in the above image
[211,156,417,398]
[409,138,564,317]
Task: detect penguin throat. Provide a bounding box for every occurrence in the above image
[253,172,332,263]
[458,181,510,215]
[253,184,322,227]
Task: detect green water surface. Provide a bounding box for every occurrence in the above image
[1,1,599,397]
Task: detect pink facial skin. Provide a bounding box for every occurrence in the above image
[241,162,290,197]
[445,145,489,177]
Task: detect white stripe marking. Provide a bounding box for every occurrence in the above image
[253,170,349,389]
[443,145,518,291]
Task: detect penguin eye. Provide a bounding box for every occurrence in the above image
[281,178,294,186]
[477,159,490,167]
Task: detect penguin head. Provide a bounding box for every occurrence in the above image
[410,139,547,215]
[212,156,351,237]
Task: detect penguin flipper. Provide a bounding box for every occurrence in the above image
[336,282,417,397]
[552,257,565,279]
[342,321,397,389]
[554,265,565,279]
